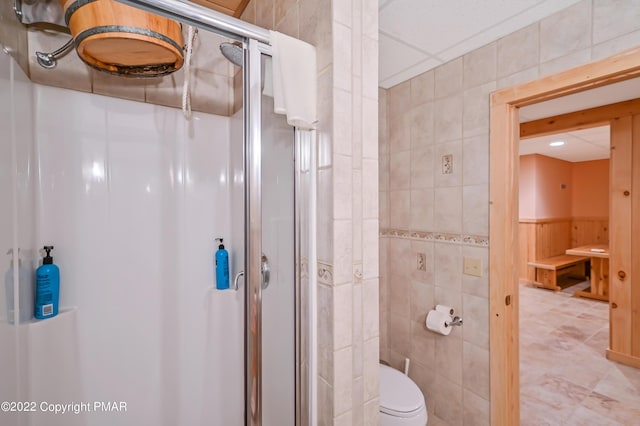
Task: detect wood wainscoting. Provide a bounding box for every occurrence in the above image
[519,217,609,282]
[519,218,571,282]
[571,217,609,247]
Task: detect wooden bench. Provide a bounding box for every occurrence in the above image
[528,254,590,291]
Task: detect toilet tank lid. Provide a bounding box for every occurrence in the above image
[379,364,426,416]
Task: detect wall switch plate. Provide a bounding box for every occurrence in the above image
[463,257,482,277]
[417,253,426,271]
[442,154,453,174]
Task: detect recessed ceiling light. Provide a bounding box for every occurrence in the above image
[549,141,565,147]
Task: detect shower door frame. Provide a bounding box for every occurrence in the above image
[114,2,310,425]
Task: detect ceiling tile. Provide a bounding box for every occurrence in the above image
[520,78,640,122]
[379,33,431,85]
[380,0,537,53]
[379,56,441,88]
[573,126,611,147]
[378,0,584,84]
[519,126,610,162]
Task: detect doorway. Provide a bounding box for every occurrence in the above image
[488,46,640,425]
[517,124,612,424]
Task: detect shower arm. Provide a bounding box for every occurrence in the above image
[35,38,74,69]
[14,0,68,27]
[13,0,23,21]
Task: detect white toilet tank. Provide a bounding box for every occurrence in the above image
[379,364,428,426]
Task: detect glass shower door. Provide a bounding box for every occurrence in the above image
[260,59,296,426]
[245,41,297,426]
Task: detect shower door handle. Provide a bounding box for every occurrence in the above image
[261,254,270,290]
[233,271,244,290]
[233,253,269,290]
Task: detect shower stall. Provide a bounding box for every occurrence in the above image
[0,1,315,425]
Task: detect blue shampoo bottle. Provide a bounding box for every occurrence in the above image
[35,246,59,319]
[215,238,230,290]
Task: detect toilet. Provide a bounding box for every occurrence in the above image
[379,363,428,426]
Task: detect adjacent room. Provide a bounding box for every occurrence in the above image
[513,80,640,423]
[518,125,615,424]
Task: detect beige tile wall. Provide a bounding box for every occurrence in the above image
[19,24,235,116]
[379,0,640,424]
[242,0,379,424]
[0,0,29,74]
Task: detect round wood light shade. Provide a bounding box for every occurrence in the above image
[62,0,184,77]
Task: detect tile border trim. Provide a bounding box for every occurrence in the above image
[379,228,489,247]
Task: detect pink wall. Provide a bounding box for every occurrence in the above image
[572,159,610,218]
[519,155,537,219]
[519,154,572,219]
[519,155,608,220]
[534,155,573,219]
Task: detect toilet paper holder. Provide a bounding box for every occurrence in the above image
[447,316,463,327]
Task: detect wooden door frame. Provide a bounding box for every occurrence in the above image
[489,46,640,425]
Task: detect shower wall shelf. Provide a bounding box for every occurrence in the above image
[23,307,78,327]
[0,307,78,328]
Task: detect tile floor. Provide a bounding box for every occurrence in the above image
[520,280,640,425]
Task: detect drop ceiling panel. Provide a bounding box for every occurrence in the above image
[520,78,640,122]
[519,126,610,162]
[379,33,431,84]
[573,126,610,148]
[381,56,443,88]
[381,0,539,54]
[379,0,583,88]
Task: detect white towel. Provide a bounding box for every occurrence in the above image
[270,30,318,130]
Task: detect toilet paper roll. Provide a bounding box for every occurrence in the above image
[426,310,452,336]
[435,304,455,316]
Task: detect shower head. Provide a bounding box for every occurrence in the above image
[220,42,243,67]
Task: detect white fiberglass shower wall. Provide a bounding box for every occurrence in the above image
[0,48,35,426]
[0,40,298,425]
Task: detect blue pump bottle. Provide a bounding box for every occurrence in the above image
[215,238,230,290]
[35,246,59,319]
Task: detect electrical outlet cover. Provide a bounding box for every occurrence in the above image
[463,257,482,277]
